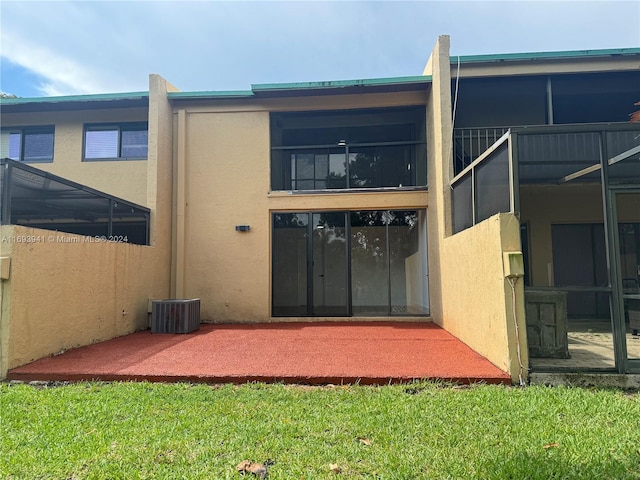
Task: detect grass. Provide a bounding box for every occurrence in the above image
[1,382,639,479]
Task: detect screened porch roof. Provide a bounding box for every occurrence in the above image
[0,158,150,245]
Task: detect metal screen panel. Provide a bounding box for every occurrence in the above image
[518,132,601,183]
[452,172,473,234]
[475,144,510,224]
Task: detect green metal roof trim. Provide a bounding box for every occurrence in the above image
[166,75,431,100]
[251,75,432,92]
[3,75,432,106]
[0,91,149,105]
[451,47,640,64]
[168,90,254,100]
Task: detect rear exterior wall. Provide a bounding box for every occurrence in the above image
[2,108,149,206]
[175,91,430,322]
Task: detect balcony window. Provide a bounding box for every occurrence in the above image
[0,126,54,163]
[83,123,148,161]
[271,106,426,191]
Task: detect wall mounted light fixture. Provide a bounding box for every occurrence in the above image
[235,225,250,232]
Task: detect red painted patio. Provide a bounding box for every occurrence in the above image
[7,322,511,385]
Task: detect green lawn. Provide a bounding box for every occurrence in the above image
[1,381,639,479]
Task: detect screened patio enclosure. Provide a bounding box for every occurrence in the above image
[1,158,150,245]
[451,123,640,374]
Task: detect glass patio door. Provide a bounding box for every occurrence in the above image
[273,210,429,317]
[312,212,349,316]
[272,212,349,316]
[272,213,310,316]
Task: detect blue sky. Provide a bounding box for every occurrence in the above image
[1,1,639,98]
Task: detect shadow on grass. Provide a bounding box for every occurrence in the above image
[474,450,638,479]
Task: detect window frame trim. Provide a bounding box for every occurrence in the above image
[271,140,427,192]
[1,125,55,164]
[270,106,428,193]
[82,122,149,162]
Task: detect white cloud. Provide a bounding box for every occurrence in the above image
[2,30,105,95]
[0,1,146,95]
[1,0,638,97]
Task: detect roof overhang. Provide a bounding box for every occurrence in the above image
[168,75,432,102]
[0,92,149,114]
[450,47,640,78]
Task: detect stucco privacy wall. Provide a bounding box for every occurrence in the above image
[0,226,13,379]
[176,91,429,323]
[0,226,168,375]
[425,36,521,381]
[2,108,149,206]
[439,214,528,380]
[0,76,174,378]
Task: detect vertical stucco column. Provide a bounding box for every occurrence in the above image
[425,35,453,324]
[147,74,178,298]
[424,39,527,382]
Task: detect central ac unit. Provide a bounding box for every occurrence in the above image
[151,299,201,334]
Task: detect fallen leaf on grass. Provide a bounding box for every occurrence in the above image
[236,460,269,479]
[543,442,559,449]
[329,463,342,473]
[357,437,372,446]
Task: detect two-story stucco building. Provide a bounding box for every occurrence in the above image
[1,36,639,383]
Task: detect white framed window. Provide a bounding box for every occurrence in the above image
[83,123,148,161]
[0,126,55,163]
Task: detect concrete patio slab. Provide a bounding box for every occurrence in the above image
[7,322,511,385]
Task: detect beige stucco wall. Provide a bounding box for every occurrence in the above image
[147,75,176,250]
[2,108,149,206]
[0,227,13,379]
[426,36,523,382]
[0,76,175,378]
[439,214,528,380]
[424,35,453,328]
[179,109,271,321]
[174,92,429,323]
[0,225,168,374]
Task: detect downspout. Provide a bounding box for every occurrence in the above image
[546,77,554,125]
[174,109,187,298]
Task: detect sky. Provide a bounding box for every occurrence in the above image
[1,0,639,98]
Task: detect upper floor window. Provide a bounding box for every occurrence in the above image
[0,126,55,163]
[270,106,427,191]
[83,123,148,161]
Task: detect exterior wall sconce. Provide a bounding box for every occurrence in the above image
[235,225,250,232]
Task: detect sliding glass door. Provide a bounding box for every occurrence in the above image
[312,212,349,316]
[272,213,309,316]
[272,210,428,317]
